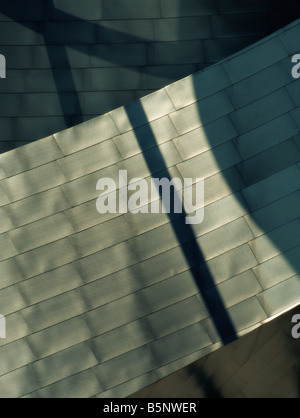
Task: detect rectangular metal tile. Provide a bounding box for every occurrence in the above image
[226,62,290,109]
[160,0,218,17]
[0,233,18,262]
[245,190,300,238]
[145,296,207,339]
[173,116,237,160]
[291,107,300,132]
[204,37,257,64]
[89,67,146,91]
[124,209,178,238]
[177,141,241,179]
[21,93,79,117]
[166,66,231,110]
[133,245,192,289]
[0,22,43,45]
[0,164,6,180]
[23,69,58,92]
[0,0,48,21]
[204,166,245,205]
[68,216,134,258]
[287,79,300,107]
[235,113,299,160]
[203,270,262,314]
[84,292,147,336]
[257,275,300,317]
[237,139,300,186]
[79,91,138,117]
[222,36,288,83]
[54,114,119,155]
[241,165,300,211]
[33,370,102,399]
[1,162,67,203]
[192,192,247,237]
[9,212,75,253]
[249,218,300,264]
[114,115,178,159]
[204,297,267,342]
[293,135,300,151]
[61,164,120,206]
[110,89,175,133]
[279,21,300,54]
[90,319,153,363]
[31,342,98,388]
[128,222,178,262]
[14,116,68,143]
[43,21,96,44]
[154,16,211,42]
[3,186,71,229]
[0,312,31,347]
[0,136,63,177]
[57,139,122,181]
[19,263,83,306]
[0,69,25,93]
[0,258,25,290]
[133,214,252,267]
[24,68,90,92]
[140,271,201,313]
[153,40,205,66]
[15,237,78,279]
[90,43,147,67]
[102,0,160,19]
[65,200,121,233]
[52,0,103,20]
[117,141,182,180]
[230,88,294,135]
[0,340,36,377]
[75,241,139,284]
[170,91,234,135]
[212,13,268,38]
[253,244,300,290]
[96,19,154,44]
[146,64,196,90]
[197,218,254,262]
[0,207,13,234]
[92,344,158,391]
[0,365,40,398]
[21,290,87,333]
[78,270,139,310]
[96,371,159,398]
[150,322,212,366]
[79,245,192,310]
[0,284,27,315]
[198,243,258,290]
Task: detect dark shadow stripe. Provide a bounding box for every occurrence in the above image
[125,101,237,344]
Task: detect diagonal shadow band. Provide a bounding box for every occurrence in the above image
[0,2,153,139]
[125,100,237,345]
[45,45,84,127]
